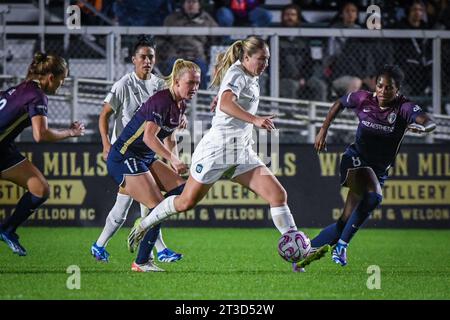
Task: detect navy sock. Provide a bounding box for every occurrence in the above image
[165,183,185,197]
[311,219,346,248]
[133,184,184,264]
[340,192,382,243]
[2,192,47,233]
[135,223,162,264]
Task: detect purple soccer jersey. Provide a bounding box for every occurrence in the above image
[113,89,186,161]
[0,81,48,145]
[339,90,425,172]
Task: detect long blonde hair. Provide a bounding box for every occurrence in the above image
[210,36,268,88]
[164,59,201,88]
[26,51,68,81]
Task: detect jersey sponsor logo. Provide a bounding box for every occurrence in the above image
[196,164,203,173]
[361,120,395,133]
[388,112,397,124]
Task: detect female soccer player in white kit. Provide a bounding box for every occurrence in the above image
[128,36,328,271]
[91,36,183,263]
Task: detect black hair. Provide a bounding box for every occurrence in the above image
[133,35,156,55]
[376,64,405,88]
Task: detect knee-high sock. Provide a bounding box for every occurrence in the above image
[135,223,162,264]
[96,193,133,247]
[340,192,382,244]
[310,218,346,248]
[140,195,177,230]
[1,191,47,233]
[270,205,297,234]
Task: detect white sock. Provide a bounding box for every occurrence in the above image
[96,193,133,247]
[155,230,166,252]
[141,195,177,230]
[140,203,149,217]
[270,205,297,234]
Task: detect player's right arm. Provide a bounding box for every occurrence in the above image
[143,122,187,174]
[31,116,85,142]
[99,102,114,161]
[314,100,344,153]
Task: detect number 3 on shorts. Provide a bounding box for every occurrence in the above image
[124,158,138,173]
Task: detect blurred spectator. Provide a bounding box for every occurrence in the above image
[325,1,363,97]
[213,0,272,27]
[113,0,174,26]
[279,4,327,101]
[329,37,395,96]
[159,0,218,89]
[425,0,450,29]
[393,0,433,96]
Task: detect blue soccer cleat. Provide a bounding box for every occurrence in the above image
[332,242,348,266]
[91,242,110,262]
[157,248,183,263]
[0,229,27,256]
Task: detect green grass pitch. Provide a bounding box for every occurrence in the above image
[0,227,449,300]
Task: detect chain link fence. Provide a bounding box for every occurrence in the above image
[1,27,450,143]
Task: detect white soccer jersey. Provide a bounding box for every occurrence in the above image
[211,60,260,143]
[104,72,165,143]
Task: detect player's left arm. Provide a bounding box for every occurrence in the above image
[407,108,437,133]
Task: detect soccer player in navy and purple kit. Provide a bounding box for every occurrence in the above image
[107,59,200,272]
[0,52,85,256]
[311,65,436,266]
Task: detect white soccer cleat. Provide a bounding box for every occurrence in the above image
[131,261,165,272]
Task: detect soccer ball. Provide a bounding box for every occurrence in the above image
[277,230,311,263]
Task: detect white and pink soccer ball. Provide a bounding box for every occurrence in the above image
[277,230,311,263]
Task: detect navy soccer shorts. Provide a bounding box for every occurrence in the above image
[339,145,387,187]
[107,147,157,186]
[0,142,26,173]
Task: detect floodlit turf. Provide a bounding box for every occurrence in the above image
[0,227,449,300]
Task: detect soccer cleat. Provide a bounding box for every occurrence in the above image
[0,229,27,256]
[332,243,348,266]
[292,263,306,273]
[157,248,183,263]
[91,242,110,262]
[296,244,330,269]
[127,218,146,253]
[131,261,165,272]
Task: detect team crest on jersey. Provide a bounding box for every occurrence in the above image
[388,112,397,124]
[196,164,203,173]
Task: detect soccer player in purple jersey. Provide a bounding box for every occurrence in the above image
[311,64,436,266]
[0,52,85,256]
[107,59,200,272]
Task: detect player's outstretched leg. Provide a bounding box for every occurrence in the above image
[296,244,331,269]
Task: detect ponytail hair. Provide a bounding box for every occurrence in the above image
[164,59,201,88]
[210,40,244,88]
[26,52,68,81]
[210,36,268,88]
